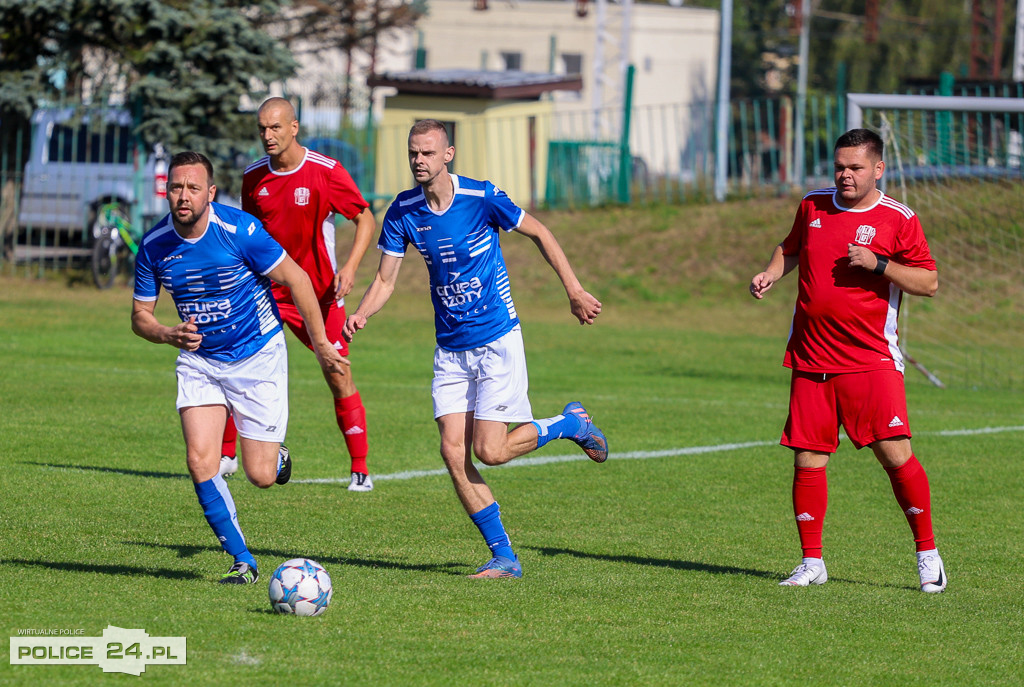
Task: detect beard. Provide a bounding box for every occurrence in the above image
[173,201,207,228]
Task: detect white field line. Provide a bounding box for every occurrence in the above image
[293,425,1024,485]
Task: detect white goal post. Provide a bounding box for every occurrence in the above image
[847,93,1024,131]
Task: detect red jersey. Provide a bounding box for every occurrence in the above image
[242,148,369,303]
[780,188,936,374]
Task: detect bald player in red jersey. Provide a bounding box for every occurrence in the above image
[219,97,377,492]
[751,128,947,593]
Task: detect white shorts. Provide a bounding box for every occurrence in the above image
[175,331,289,442]
[432,325,533,423]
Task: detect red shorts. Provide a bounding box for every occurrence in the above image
[781,369,911,452]
[276,298,349,356]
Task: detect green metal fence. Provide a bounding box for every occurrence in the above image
[4,82,1022,281]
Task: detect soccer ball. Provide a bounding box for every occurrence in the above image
[268,558,333,616]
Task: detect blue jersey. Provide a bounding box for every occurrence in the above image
[133,202,287,362]
[379,175,525,351]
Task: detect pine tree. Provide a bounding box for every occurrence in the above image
[0,0,296,193]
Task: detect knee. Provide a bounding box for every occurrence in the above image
[186,453,218,483]
[439,440,463,467]
[246,470,275,489]
[474,443,506,467]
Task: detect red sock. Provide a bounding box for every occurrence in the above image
[335,392,368,474]
[792,466,828,559]
[884,454,935,552]
[221,415,237,458]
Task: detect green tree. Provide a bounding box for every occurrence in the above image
[0,0,296,193]
[684,0,1017,97]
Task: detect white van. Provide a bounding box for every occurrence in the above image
[16,108,167,247]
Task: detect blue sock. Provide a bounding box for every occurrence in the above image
[194,475,257,570]
[532,412,582,449]
[469,502,516,561]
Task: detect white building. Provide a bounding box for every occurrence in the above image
[291,1,719,168]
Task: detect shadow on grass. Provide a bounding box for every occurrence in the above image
[526,545,914,590]
[2,558,203,580]
[527,545,778,579]
[24,461,186,480]
[124,541,468,576]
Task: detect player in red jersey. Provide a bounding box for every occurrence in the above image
[750,128,946,592]
[219,97,377,492]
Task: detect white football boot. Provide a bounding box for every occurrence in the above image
[779,557,828,586]
[347,472,373,492]
[218,455,238,478]
[917,549,947,593]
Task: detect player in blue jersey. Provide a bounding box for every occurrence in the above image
[343,119,608,579]
[131,151,347,584]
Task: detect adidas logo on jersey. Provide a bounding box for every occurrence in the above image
[888,415,905,428]
[809,218,821,228]
[258,187,269,196]
[795,512,815,522]
[344,426,365,435]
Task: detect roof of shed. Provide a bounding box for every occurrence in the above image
[368,69,583,99]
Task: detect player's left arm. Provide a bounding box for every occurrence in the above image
[848,243,938,297]
[334,207,376,299]
[268,256,350,374]
[514,212,602,325]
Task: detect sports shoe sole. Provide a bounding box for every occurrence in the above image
[564,402,609,463]
[468,555,522,579]
[275,446,291,485]
[219,456,238,478]
[219,566,259,585]
[468,568,521,579]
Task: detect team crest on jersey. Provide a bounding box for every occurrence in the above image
[854,224,877,245]
[294,187,311,206]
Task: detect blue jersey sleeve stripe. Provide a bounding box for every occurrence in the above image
[509,208,525,231]
[261,251,287,276]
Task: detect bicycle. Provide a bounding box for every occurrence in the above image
[91,203,142,289]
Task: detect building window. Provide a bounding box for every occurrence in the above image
[501,52,522,71]
[561,53,583,76]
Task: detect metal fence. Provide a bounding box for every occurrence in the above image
[4,83,1022,281]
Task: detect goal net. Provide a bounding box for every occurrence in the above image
[848,94,1024,391]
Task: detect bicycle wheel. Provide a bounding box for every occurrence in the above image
[91,233,118,289]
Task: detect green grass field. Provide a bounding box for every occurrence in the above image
[2,206,1023,686]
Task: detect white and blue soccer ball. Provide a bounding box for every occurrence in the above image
[268,558,333,616]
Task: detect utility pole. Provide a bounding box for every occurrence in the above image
[714,0,733,202]
[1016,0,1024,81]
[794,0,810,187]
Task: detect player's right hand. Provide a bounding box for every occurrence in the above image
[749,272,775,299]
[170,316,203,351]
[342,313,367,342]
